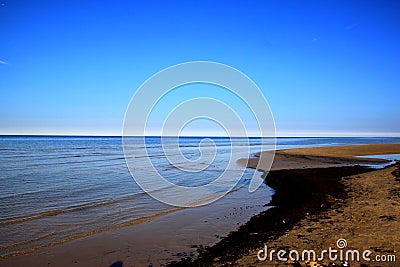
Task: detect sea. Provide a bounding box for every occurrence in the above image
[0,136,399,261]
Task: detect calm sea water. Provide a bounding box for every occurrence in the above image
[0,136,399,258]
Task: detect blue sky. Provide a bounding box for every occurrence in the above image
[0,0,399,136]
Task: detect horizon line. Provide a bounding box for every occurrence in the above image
[1,134,400,138]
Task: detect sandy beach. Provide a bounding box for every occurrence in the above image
[170,143,400,266]
[3,0,400,266]
[235,162,400,267]
[2,143,400,267]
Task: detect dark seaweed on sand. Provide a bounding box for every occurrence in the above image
[167,165,373,266]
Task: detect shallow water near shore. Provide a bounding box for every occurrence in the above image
[0,136,399,263]
[357,153,400,168]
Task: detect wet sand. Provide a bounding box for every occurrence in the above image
[170,143,400,266]
[240,143,400,171]
[0,180,272,267]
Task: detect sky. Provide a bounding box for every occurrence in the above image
[0,0,399,136]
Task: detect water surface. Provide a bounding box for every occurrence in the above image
[0,136,399,259]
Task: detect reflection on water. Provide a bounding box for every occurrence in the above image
[357,153,400,168]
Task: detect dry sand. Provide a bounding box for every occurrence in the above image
[171,143,400,267]
[235,163,400,267]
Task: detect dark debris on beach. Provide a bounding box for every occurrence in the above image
[167,165,374,267]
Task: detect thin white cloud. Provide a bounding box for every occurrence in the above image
[0,60,7,65]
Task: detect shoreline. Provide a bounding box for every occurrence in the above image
[0,173,272,266]
[2,143,400,266]
[169,144,400,266]
[168,165,375,266]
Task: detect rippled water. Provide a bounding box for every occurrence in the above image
[0,136,399,258]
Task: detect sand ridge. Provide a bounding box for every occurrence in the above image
[240,143,400,171]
